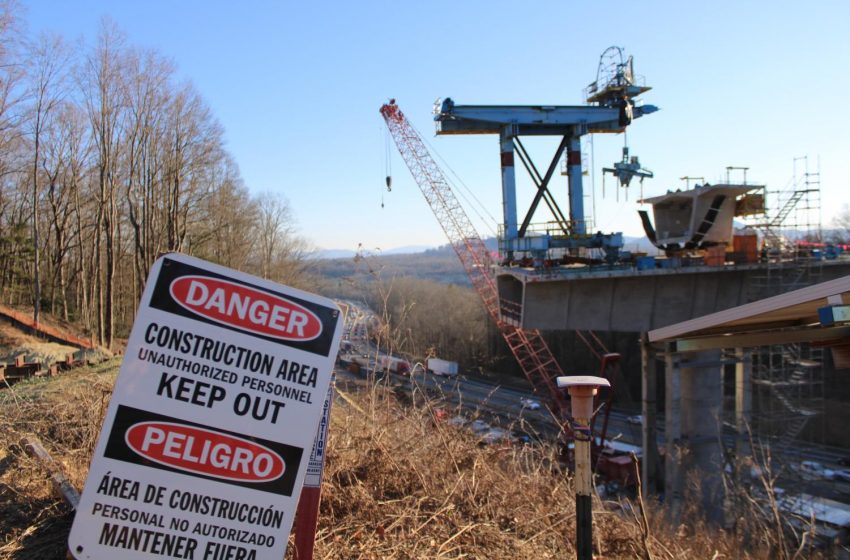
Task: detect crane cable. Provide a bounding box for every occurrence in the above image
[384,126,392,192]
[379,126,390,209]
[421,134,500,238]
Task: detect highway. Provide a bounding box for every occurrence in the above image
[335,300,850,505]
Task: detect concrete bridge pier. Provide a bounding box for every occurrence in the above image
[643,345,737,523]
[679,349,724,523]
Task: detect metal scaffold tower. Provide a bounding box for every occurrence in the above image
[745,157,825,444]
[748,156,823,298]
[751,344,824,444]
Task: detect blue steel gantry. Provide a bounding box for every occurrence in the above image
[433,47,657,263]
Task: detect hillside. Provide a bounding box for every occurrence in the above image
[0,358,820,559]
[309,244,476,290]
[309,235,663,294]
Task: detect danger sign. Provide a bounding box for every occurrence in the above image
[69,254,342,559]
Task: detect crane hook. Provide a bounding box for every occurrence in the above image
[386,176,392,192]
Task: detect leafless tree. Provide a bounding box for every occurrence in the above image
[121,46,173,300]
[79,18,126,347]
[832,205,850,242]
[162,81,222,253]
[0,12,310,344]
[26,32,71,324]
[43,102,89,321]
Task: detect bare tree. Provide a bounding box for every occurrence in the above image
[255,191,290,278]
[0,0,25,158]
[80,18,126,348]
[121,46,173,298]
[0,12,311,344]
[26,32,70,324]
[189,156,256,270]
[42,102,89,321]
[162,81,222,253]
[832,205,850,243]
[251,191,312,287]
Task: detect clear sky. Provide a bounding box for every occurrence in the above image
[23,0,850,252]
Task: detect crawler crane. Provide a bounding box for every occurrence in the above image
[380,101,624,452]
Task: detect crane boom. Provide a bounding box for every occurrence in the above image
[379,100,570,416]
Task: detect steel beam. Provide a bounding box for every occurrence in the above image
[673,325,850,352]
[436,105,621,136]
[516,136,570,237]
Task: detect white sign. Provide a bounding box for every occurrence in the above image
[69,254,342,560]
[303,379,333,488]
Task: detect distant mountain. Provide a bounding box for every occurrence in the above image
[310,235,674,296]
[384,245,434,255]
[310,249,468,288]
[310,244,436,260]
[309,249,356,259]
[423,237,499,257]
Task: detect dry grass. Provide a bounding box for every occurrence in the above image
[0,364,831,559]
[302,379,817,560]
[1,359,117,559]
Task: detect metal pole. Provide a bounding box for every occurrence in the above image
[293,378,335,560]
[558,376,610,560]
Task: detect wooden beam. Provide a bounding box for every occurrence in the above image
[674,325,850,352]
[20,437,80,509]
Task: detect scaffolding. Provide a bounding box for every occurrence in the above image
[752,344,825,444]
[745,157,825,444]
[747,156,823,299]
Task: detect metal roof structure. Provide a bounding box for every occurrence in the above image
[649,275,850,354]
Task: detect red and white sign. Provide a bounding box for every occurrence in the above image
[69,253,342,560]
[169,276,323,341]
[124,422,286,483]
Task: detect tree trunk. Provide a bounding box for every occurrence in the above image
[32,114,41,325]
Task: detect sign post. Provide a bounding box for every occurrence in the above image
[68,253,342,560]
[557,375,610,560]
[292,378,334,559]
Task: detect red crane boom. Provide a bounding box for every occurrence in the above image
[379,100,570,416]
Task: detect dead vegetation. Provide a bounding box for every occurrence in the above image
[305,380,815,559]
[1,359,117,559]
[0,364,832,559]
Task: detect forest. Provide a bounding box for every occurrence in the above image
[0,6,310,348]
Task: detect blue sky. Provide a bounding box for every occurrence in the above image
[23,1,850,251]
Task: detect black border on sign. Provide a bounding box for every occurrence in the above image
[104,405,303,496]
[149,257,338,357]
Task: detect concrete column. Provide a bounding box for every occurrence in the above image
[679,349,724,523]
[640,334,658,496]
[566,135,585,234]
[499,128,518,251]
[663,348,682,522]
[735,348,752,459]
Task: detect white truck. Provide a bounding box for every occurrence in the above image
[426,358,458,377]
[380,355,410,375]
